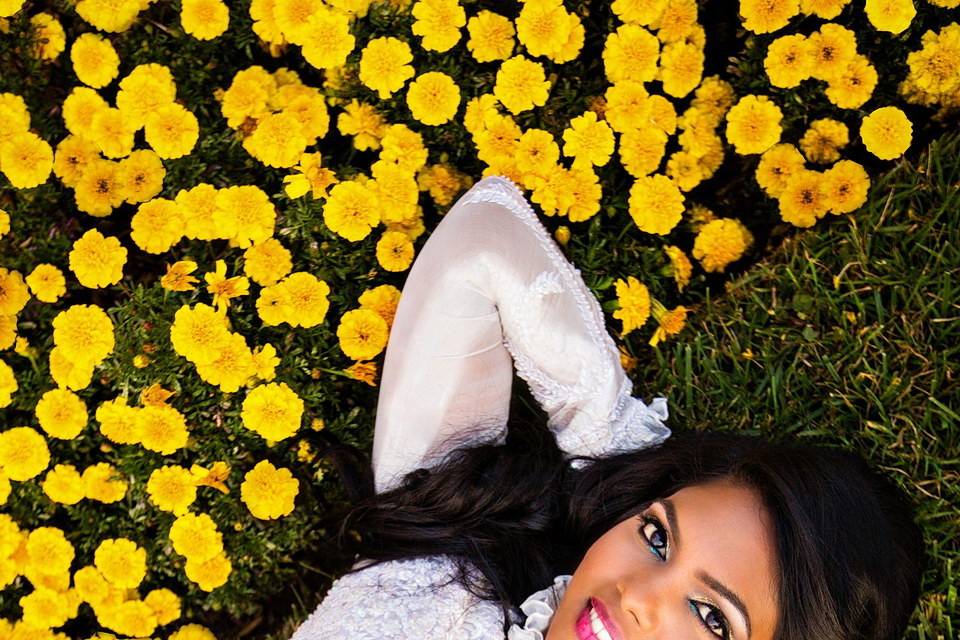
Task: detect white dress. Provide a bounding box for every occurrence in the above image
[289,175,671,639]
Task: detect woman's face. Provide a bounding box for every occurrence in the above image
[546,478,778,640]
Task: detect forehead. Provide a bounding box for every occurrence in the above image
[667,480,779,636]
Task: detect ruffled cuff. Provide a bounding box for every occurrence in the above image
[507,574,573,640]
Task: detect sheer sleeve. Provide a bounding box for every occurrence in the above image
[372,175,671,493]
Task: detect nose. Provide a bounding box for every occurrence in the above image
[617,574,661,634]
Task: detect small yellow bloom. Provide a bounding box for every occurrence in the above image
[132,353,151,368]
[204,260,249,312]
[190,461,231,494]
[161,260,199,292]
[649,299,688,347]
[344,361,378,386]
[140,382,174,407]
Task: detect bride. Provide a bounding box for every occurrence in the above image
[290,175,924,640]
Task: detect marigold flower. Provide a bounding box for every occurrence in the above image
[649,300,688,346]
[764,34,813,88]
[603,23,660,84]
[161,260,199,292]
[466,10,515,63]
[739,0,800,34]
[663,246,693,291]
[82,462,128,503]
[94,538,146,589]
[724,95,783,155]
[70,33,120,88]
[170,512,223,563]
[68,229,127,288]
[407,71,461,126]
[243,238,292,286]
[180,0,229,40]
[823,159,870,214]
[35,388,88,440]
[323,180,381,242]
[25,263,66,302]
[344,361,378,386]
[42,464,85,505]
[52,304,114,366]
[864,0,915,34]
[0,268,29,316]
[184,552,232,591]
[241,460,299,520]
[95,397,141,445]
[137,404,190,454]
[628,174,685,235]
[337,309,389,360]
[778,169,829,227]
[860,106,913,160]
[613,276,651,335]
[494,55,551,114]
[0,130,53,189]
[692,218,754,273]
[358,36,415,100]
[376,231,415,272]
[204,259,249,312]
[241,382,304,442]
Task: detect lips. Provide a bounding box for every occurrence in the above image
[574,597,622,640]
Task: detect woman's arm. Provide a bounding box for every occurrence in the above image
[372,175,670,493]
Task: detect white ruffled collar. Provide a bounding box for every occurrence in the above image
[506,574,572,639]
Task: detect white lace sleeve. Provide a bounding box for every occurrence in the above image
[372,175,671,493]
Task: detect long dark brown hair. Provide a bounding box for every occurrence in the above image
[327,390,925,639]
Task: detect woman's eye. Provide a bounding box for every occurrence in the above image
[639,516,668,560]
[690,601,730,640]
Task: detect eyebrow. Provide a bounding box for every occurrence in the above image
[658,499,753,639]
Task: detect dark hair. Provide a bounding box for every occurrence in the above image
[335,401,925,640]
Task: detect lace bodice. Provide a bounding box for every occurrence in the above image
[289,175,671,639]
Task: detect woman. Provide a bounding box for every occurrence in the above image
[290,175,925,639]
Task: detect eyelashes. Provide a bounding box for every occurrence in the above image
[636,512,732,640]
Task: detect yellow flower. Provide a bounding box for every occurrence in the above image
[800,0,850,18]
[301,8,356,70]
[336,99,389,152]
[94,538,146,589]
[161,260,199,292]
[131,197,185,254]
[241,382,304,442]
[145,102,199,159]
[724,94,783,155]
[177,183,223,240]
[100,598,158,637]
[95,397,142,445]
[406,71,461,126]
[0,359,16,408]
[19,585,73,629]
[242,111,307,169]
[282,272,332,328]
[663,246,693,291]
[74,157,126,216]
[0,208,9,238]
[344,361,378,386]
[169,512,223,562]
[337,308,389,360]
[29,12,66,60]
[864,0,915,34]
[659,40,704,99]
[53,134,101,189]
[283,151,339,200]
[169,623,218,640]
[603,23,660,84]
[652,0,700,42]
[628,174,685,235]
[42,463,85,505]
[666,150,705,192]
[799,118,849,164]
[823,159,870,214]
[613,276,651,335]
[739,0,799,33]
[82,462,128,503]
[204,259,250,312]
[323,180,381,242]
[241,460,299,519]
[169,303,231,364]
[252,343,280,382]
[243,238,292,286]
[411,0,466,52]
[764,34,813,88]
[70,33,120,88]
[52,304,115,366]
[144,587,182,626]
[778,169,829,227]
[26,527,74,577]
[75,0,142,31]
[808,23,858,82]
[35,388,88,439]
[49,345,96,391]
[214,184,277,248]
[755,143,806,197]
[358,284,401,330]
[25,263,66,303]
[137,404,190,454]
[649,300,688,346]
[190,461,231,494]
[562,111,615,168]
[692,218,754,273]
[195,331,258,393]
[0,268,29,316]
[376,231,415,272]
[147,466,198,515]
[358,36,415,99]
[860,106,912,160]
[257,282,294,326]
[68,229,127,288]
[466,10,515,63]
[619,127,668,178]
[184,551,232,591]
[180,0,230,40]
[90,106,136,158]
[140,381,172,409]
[494,55,551,114]
[74,565,110,606]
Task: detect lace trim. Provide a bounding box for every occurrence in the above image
[507,574,572,640]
